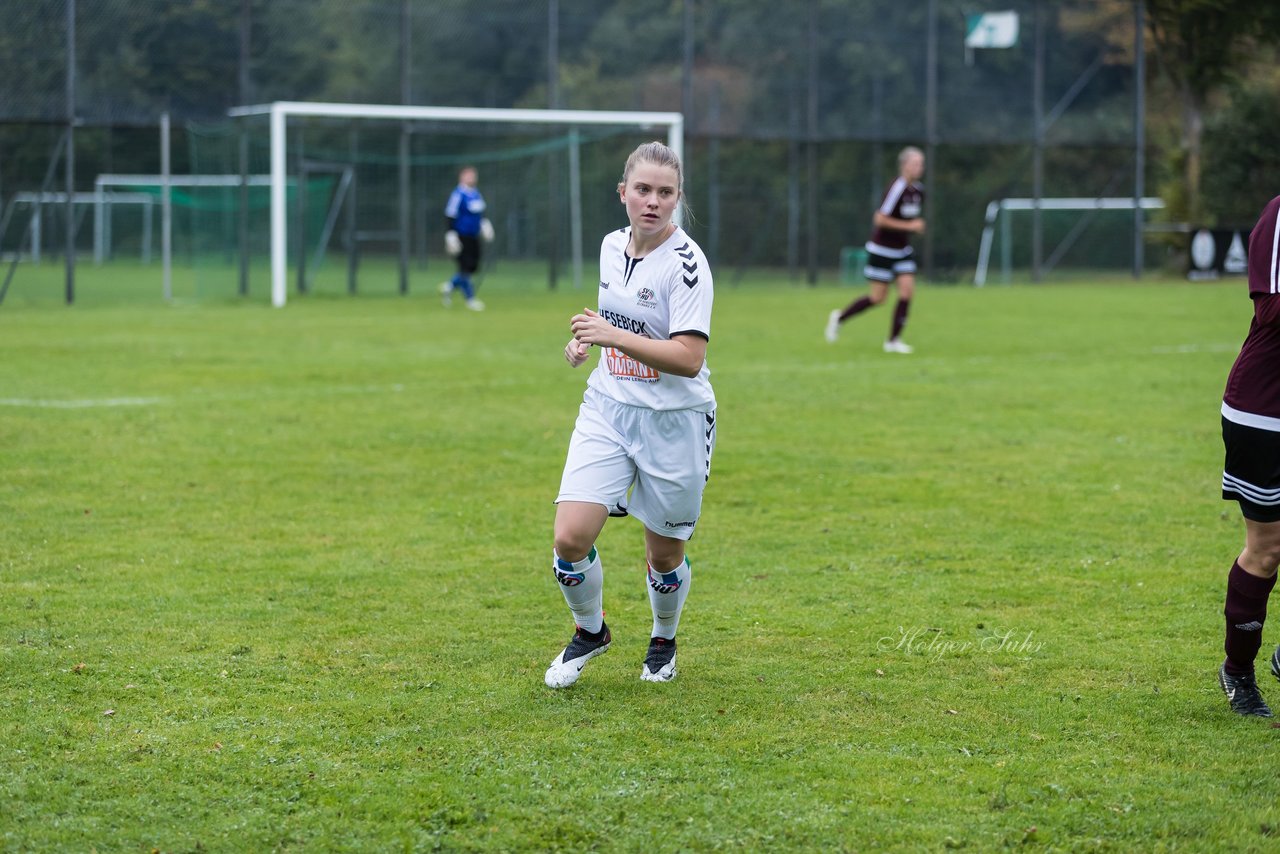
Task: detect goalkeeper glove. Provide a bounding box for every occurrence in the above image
[445,230,462,256]
[480,218,495,243]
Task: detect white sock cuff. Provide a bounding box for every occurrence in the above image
[554,546,598,574]
[647,557,690,587]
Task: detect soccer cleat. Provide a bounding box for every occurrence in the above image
[640,636,677,682]
[1219,662,1273,717]
[825,310,841,343]
[544,623,611,689]
[465,298,486,312]
[883,339,914,354]
[438,281,453,307]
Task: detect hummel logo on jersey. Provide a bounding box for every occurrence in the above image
[600,280,610,290]
[674,242,699,288]
[1236,620,1265,631]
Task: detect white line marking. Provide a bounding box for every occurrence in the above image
[1149,343,1238,354]
[0,397,164,408]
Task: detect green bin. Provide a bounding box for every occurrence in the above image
[840,247,868,284]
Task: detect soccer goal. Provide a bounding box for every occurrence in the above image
[222,102,684,307]
[0,191,154,263]
[91,174,288,265]
[973,196,1165,285]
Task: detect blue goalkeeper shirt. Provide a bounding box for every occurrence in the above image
[445,185,486,237]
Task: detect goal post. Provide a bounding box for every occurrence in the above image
[226,101,684,308]
[973,196,1165,286]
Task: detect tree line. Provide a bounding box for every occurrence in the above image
[1,0,1278,271]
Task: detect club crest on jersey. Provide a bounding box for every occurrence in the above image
[636,287,657,308]
[648,567,682,595]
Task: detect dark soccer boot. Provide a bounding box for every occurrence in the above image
[640,636,677,683]
[544,623,611,689]
[1219,662,1273,717]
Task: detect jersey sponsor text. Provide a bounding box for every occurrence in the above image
[605,347,659,381]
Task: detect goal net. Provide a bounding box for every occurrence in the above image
[190,102,682,306]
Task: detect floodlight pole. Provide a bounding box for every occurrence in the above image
[238,0,251,297]
[547,0,561,290]
[398,0,411,296]
[1031,0,1045,283]
[161,111,172,302]
[64,0,76,305]
[924,0,938,278]
[805,0,818,286]
[1133,0,1146,279]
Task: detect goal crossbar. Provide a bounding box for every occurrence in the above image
[227,101,685,307]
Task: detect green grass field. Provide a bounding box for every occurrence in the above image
[3,260,1278,851]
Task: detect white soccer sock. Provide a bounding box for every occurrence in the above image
[553,547,604,634]
[647,557,691,639]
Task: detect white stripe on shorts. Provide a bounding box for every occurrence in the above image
[1223,472,1280,505]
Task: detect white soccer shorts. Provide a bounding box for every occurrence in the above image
[557,388,716,541]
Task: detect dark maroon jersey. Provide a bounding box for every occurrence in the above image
[1223,195,1280,429]
[866,177,924,257]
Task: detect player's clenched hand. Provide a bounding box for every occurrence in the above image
[913,219,926,234]
[564,337,591,368]
[570,307,617,348]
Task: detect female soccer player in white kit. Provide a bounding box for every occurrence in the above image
[545,141,716,688]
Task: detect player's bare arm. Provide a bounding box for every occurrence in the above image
[873,211,925,234]
[570,307,706,378]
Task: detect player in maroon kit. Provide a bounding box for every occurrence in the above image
[826,146,926,353]
[1217,194,1280,717]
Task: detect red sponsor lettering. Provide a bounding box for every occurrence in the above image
[605,347,659,380]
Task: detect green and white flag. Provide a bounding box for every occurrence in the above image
[965,11,1019,49]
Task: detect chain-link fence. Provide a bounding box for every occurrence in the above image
[0,0,1155,300]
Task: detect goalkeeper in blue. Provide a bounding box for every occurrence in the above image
[440,165,493,311]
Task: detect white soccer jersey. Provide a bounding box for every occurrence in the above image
[585,226,715,412]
